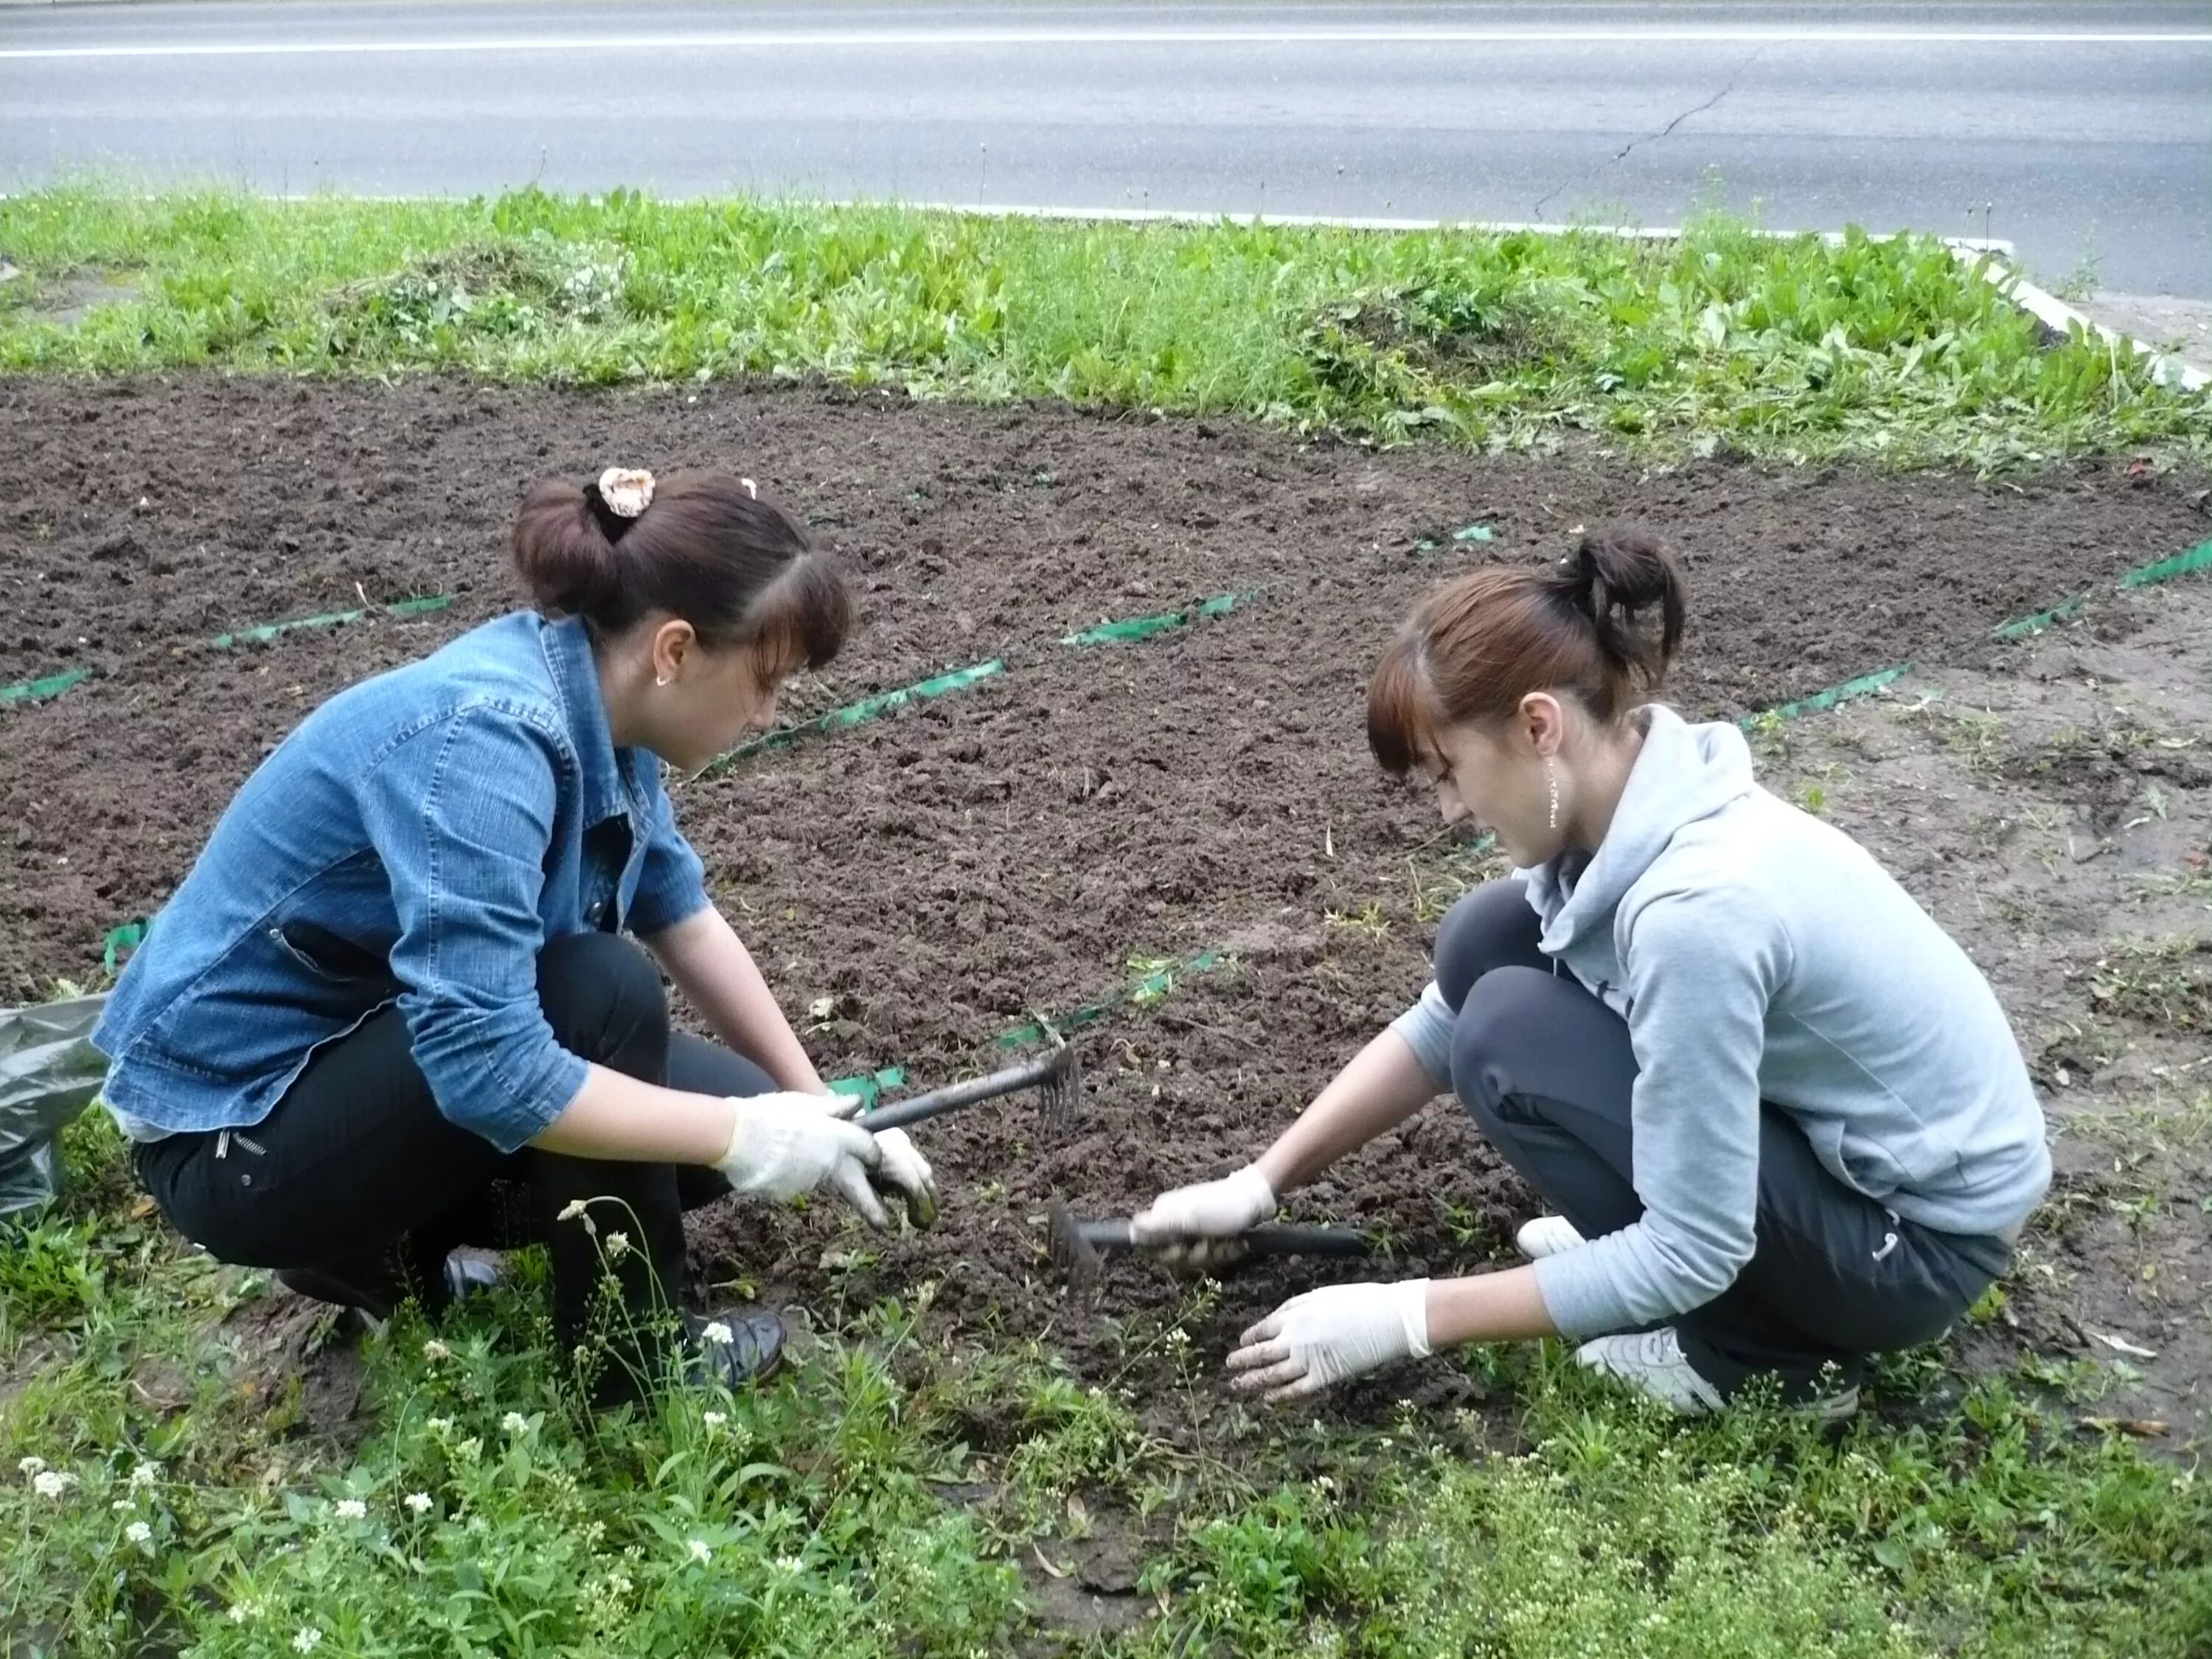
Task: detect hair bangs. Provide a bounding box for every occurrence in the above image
[741,551,852,678]
[1366,632,1441,777]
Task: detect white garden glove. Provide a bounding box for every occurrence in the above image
[1129,1165,1276,1269]
[1227,1280,1433,1403]
[869,1127,940,1230]
[715,1093,890,1228]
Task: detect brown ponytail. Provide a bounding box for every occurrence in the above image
[512,471,851,675]
[1367,526,1685,773]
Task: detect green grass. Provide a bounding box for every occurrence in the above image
[1,188,2206,471]
[4,1111,2208,1656]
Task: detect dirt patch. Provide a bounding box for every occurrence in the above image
[4,374,2209,1416]
[216,1284,370,1444]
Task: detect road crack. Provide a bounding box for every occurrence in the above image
[1531,44,1764,223]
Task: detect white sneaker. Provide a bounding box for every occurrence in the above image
[1515,1215,1586,1260]
[1574,1329,1860,1422]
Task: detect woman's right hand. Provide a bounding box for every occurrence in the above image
[1130,1166,1277,1269]
[716,1093,896,1226]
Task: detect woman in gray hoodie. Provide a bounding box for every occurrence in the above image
[1132,529,2049,1419]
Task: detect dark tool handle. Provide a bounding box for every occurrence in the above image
[1241,1225,1373,1259]
[859,1054,1055,1132]
[1079,1221,1371,1257]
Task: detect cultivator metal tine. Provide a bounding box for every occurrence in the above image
[1038,1037,1082,1140]
[1046,1202,1107,1290]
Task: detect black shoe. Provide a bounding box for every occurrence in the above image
[684,1308,786,1390]
[277,1265,398,1321]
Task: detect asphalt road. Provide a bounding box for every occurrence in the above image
[3,1,2208,296]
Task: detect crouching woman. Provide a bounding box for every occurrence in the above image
[1135,530,2049,1419]
[95,468,933,1404]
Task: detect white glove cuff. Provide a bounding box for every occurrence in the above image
[1391,1278,1433,1360]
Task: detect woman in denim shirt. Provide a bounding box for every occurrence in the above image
[96,468,934,1405]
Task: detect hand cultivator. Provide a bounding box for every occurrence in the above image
[857,1035,1082,1138]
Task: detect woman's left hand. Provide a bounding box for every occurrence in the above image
[1227,1281,1432,1402]
[870,1127,939,1230]
[813,1088,939,1229]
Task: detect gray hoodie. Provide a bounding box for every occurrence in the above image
[1390,704,2050,1338]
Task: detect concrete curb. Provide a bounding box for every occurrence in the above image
[841,198,2017,259]
[1948,246,2209,394]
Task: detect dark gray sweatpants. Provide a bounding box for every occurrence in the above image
[1438,880,2011,1399]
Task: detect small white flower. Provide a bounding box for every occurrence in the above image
[557,1198,588,1222]
[18,1456,46,1478]
[700,1321,734,1346]
[605,1231,631,1259]
[125,1520,153,1547]
[774,1554,803,1573]
[113,1499,136,1514]
[293,1630,323,1653]
[33,1470,74,1499]
[333,1498,367,1521]
[128,1461,160,1489]
[422,1339,451,1362]
[501,1412,529,1436]
[687,1539,712,1564]
[405,1492,433,1516]
[425,1416,453,1437]
[701,1411,726,1430]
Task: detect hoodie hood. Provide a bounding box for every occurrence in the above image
[1523,704,1757,957]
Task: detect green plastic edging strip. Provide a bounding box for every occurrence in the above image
[211,594,454,651]
[1,666,92,706]
[102,920,147,975]
[1060,591,1246,647]
[7,597,457,709]
[2119,536,2212,590]
[710,658,1006,772]
[1984,539,2212,644]
[1992,594,2090,641]
[1742,664,1911,729]
[995,949,1228,1049]
[827,1065,906,1108]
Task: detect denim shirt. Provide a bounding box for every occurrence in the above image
[94,613,712,1152]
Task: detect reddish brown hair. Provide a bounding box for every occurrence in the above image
[1368,526,1686,774]
[512,470,850,675]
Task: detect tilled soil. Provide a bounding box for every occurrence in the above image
[4,374,2208,1397]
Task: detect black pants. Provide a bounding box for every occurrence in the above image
[1436,881,2010,1398]
[135,932,768,1362]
